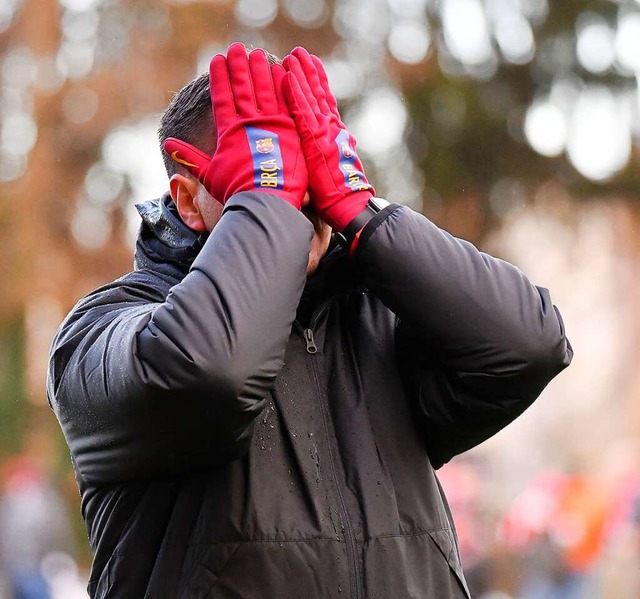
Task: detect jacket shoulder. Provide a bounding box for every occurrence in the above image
[47,269,174,399]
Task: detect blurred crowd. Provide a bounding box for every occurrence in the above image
[439,452,640,599]
[0,420,86,599]
[0,423,638,598]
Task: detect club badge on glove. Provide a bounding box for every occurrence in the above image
[164,43,308,210]
[246,127,284,190]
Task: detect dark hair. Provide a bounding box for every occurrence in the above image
[158,50,282,178]
[158,72,214,178]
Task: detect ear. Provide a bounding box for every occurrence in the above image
[169,174,206,232]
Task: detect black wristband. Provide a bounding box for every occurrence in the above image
[336,197,390,247]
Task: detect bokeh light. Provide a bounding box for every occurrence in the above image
[283,0,328,28]
[84,162,124,205]
[102,119,167,203]
[524,100,566,157]
[333,0,390,41]
[2,47,36,88]
[0,112,37,156]
[71,203,111,250]
[388,20,431,64]
[101,119,169,243]
[567,86,631,181]
[387,0,428,19]
[0,152,25,182]
[441,0,493,67]
[322,57,364,100]
[348,87,407,155]
[234,0,278,29]
[576,14,615,74]
[56,41,95,80]
[494,13,535,65]
[519,0,549,26]
[0,0,21,34]
[61,8,99,46]
[615,9,640,73]
[58,0,102,11]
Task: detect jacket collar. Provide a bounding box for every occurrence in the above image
[134,192,208,279]
[133,193,361,296]
[295,238,363,327]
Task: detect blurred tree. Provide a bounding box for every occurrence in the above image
[0,0,638,452]
[0,0,639,577]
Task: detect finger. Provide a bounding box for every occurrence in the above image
[271,63,288,114]
[310,54,344,126]
[226,42,257,116]
[209,53,236,127]
[290,47,331,116]
[163,138,211,180]
[282,71,319,134]
[283,53,321,116]
[249,49,278,114]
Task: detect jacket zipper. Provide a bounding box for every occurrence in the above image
[304,329,318,354]
[295,316,363,599]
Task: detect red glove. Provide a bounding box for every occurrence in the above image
[282,47,375,231]
[163,43,308,209]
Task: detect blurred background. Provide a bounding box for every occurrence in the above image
[1,0,639,597]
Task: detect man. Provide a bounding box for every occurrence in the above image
[48,43,572,598]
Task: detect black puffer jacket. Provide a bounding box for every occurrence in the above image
[47,192,572,598]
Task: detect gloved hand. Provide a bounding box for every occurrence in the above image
[282,47,375,231]
[163,43,308,209]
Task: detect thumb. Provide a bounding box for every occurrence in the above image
[163,138,212,181]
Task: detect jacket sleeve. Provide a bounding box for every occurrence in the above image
[48,193,313,485]
[353,205,573,468]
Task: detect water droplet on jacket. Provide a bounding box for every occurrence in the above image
[316,477,320,483]
[338,584,342,593]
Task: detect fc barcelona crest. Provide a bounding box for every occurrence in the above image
[255,137,275,154]
[340,140,354,158]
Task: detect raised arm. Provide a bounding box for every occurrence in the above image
[48,194,312,485]
[48,44,311,485]
[283,46,572,468]
[354,205,572,467]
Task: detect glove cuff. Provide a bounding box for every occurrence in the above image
[335,196,390,248]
